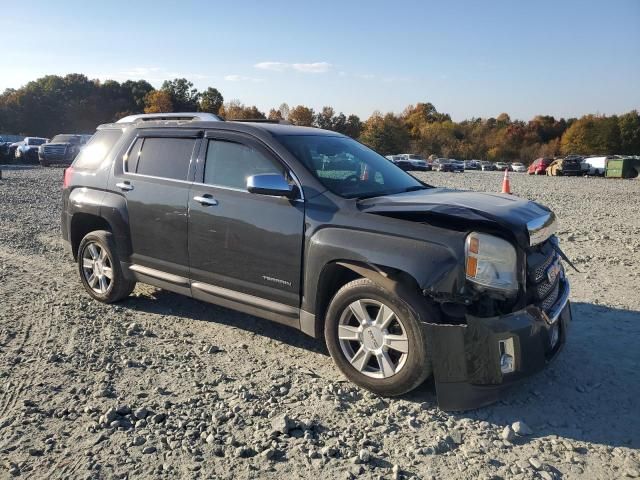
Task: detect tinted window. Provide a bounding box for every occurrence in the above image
[204,140,283,189]
[134,137,195,181]
[126,138,143,174]
[51,134,82,144]
[73,129,123,170]
[277,135,425,198]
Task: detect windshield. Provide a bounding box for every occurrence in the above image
[27,138,47,146]
[276,134,427,199]
[51,134,82,144]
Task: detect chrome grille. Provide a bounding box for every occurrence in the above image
[540,281,560,311]
[527,240,562,313]
[43,144,67,155]
[533,251,555,282]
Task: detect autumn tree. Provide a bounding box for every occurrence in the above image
[402,102,450,139]
[144,90,173,113]
[161,78,200,111]
[288,105,315,126]
[199,87,224,114]
[268,108,284,121]
[560,115,621,155]
[220,100,265,120]
[360,112,409,155]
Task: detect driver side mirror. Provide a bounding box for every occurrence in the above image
[246,173,295,198]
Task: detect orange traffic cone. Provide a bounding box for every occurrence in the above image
[501,168,511,194]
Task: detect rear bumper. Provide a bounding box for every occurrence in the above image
[425,278,571,411]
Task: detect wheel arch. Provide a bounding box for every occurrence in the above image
[70,213,113,260]
[306,259,434,339]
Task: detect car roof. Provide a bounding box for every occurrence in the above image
[99,119,344,139]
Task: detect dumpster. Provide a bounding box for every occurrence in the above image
[606,157,640,179]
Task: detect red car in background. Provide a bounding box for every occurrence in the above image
[528,157,552,175]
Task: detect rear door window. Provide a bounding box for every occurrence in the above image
[128,137,196,181]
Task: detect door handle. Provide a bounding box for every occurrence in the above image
[116,181,134,191]
[193,195,218,206]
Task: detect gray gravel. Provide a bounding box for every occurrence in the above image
[0,165,639,479]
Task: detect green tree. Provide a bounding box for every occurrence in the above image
[315,106,335,130]
[199,87,224,114]
[161,78,200,111]
[618,110,640,154]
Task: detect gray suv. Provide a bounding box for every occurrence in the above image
[61,113,572,410]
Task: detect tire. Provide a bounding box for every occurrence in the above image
[324,278,433,397]
[39,159,49,167]
[77,230,135,303]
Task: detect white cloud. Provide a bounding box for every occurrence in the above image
[224,74,264,82]
[253,61,332,73]
[254,62,289,72]
[291,62,332,73]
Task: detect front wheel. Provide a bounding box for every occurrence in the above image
[77,230,135,303]
[324,278,433,397]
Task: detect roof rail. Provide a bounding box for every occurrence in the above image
[116,112,223,123]
[227,119,292,125]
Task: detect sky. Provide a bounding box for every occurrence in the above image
[1,0,639,121]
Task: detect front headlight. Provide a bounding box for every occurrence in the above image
[465,232,518,293]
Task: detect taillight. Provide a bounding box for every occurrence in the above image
[63,167,73,189]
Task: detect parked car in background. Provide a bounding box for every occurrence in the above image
[385,155,412,171]
[528,157,552,175]
[14,137,48,163]
[450,160,465,172]
[0,135,23,160]
[463,160,481,170]
[495,161,511,171]
[39,134,92,166]
[432,158,454,172]
[581,156,608,176]
[511,162,527,173]
[396,154,431,171]
[546,157,582,176]
[480,161,496,171]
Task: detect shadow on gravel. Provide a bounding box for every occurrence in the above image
[120,292,640,449]
[120,289,328,356]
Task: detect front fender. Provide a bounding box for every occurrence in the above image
[302,227,465,315]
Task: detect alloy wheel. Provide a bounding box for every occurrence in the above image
[81,242,113,294]
[337,299,409,379]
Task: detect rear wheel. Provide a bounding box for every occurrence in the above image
[78,230,135,303]
[324,278,433,397]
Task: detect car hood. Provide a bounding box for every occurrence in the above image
[45,142,73,147]
[358,188,554,248]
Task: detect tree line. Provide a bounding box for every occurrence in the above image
[1,73,638,161]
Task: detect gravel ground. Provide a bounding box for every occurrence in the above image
[0,166,638,480]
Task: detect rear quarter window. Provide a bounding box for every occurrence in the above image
[73,129,123,170]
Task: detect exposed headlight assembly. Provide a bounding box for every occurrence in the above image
[465,232,518,293]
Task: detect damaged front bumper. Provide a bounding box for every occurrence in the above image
[425,278,571,411]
